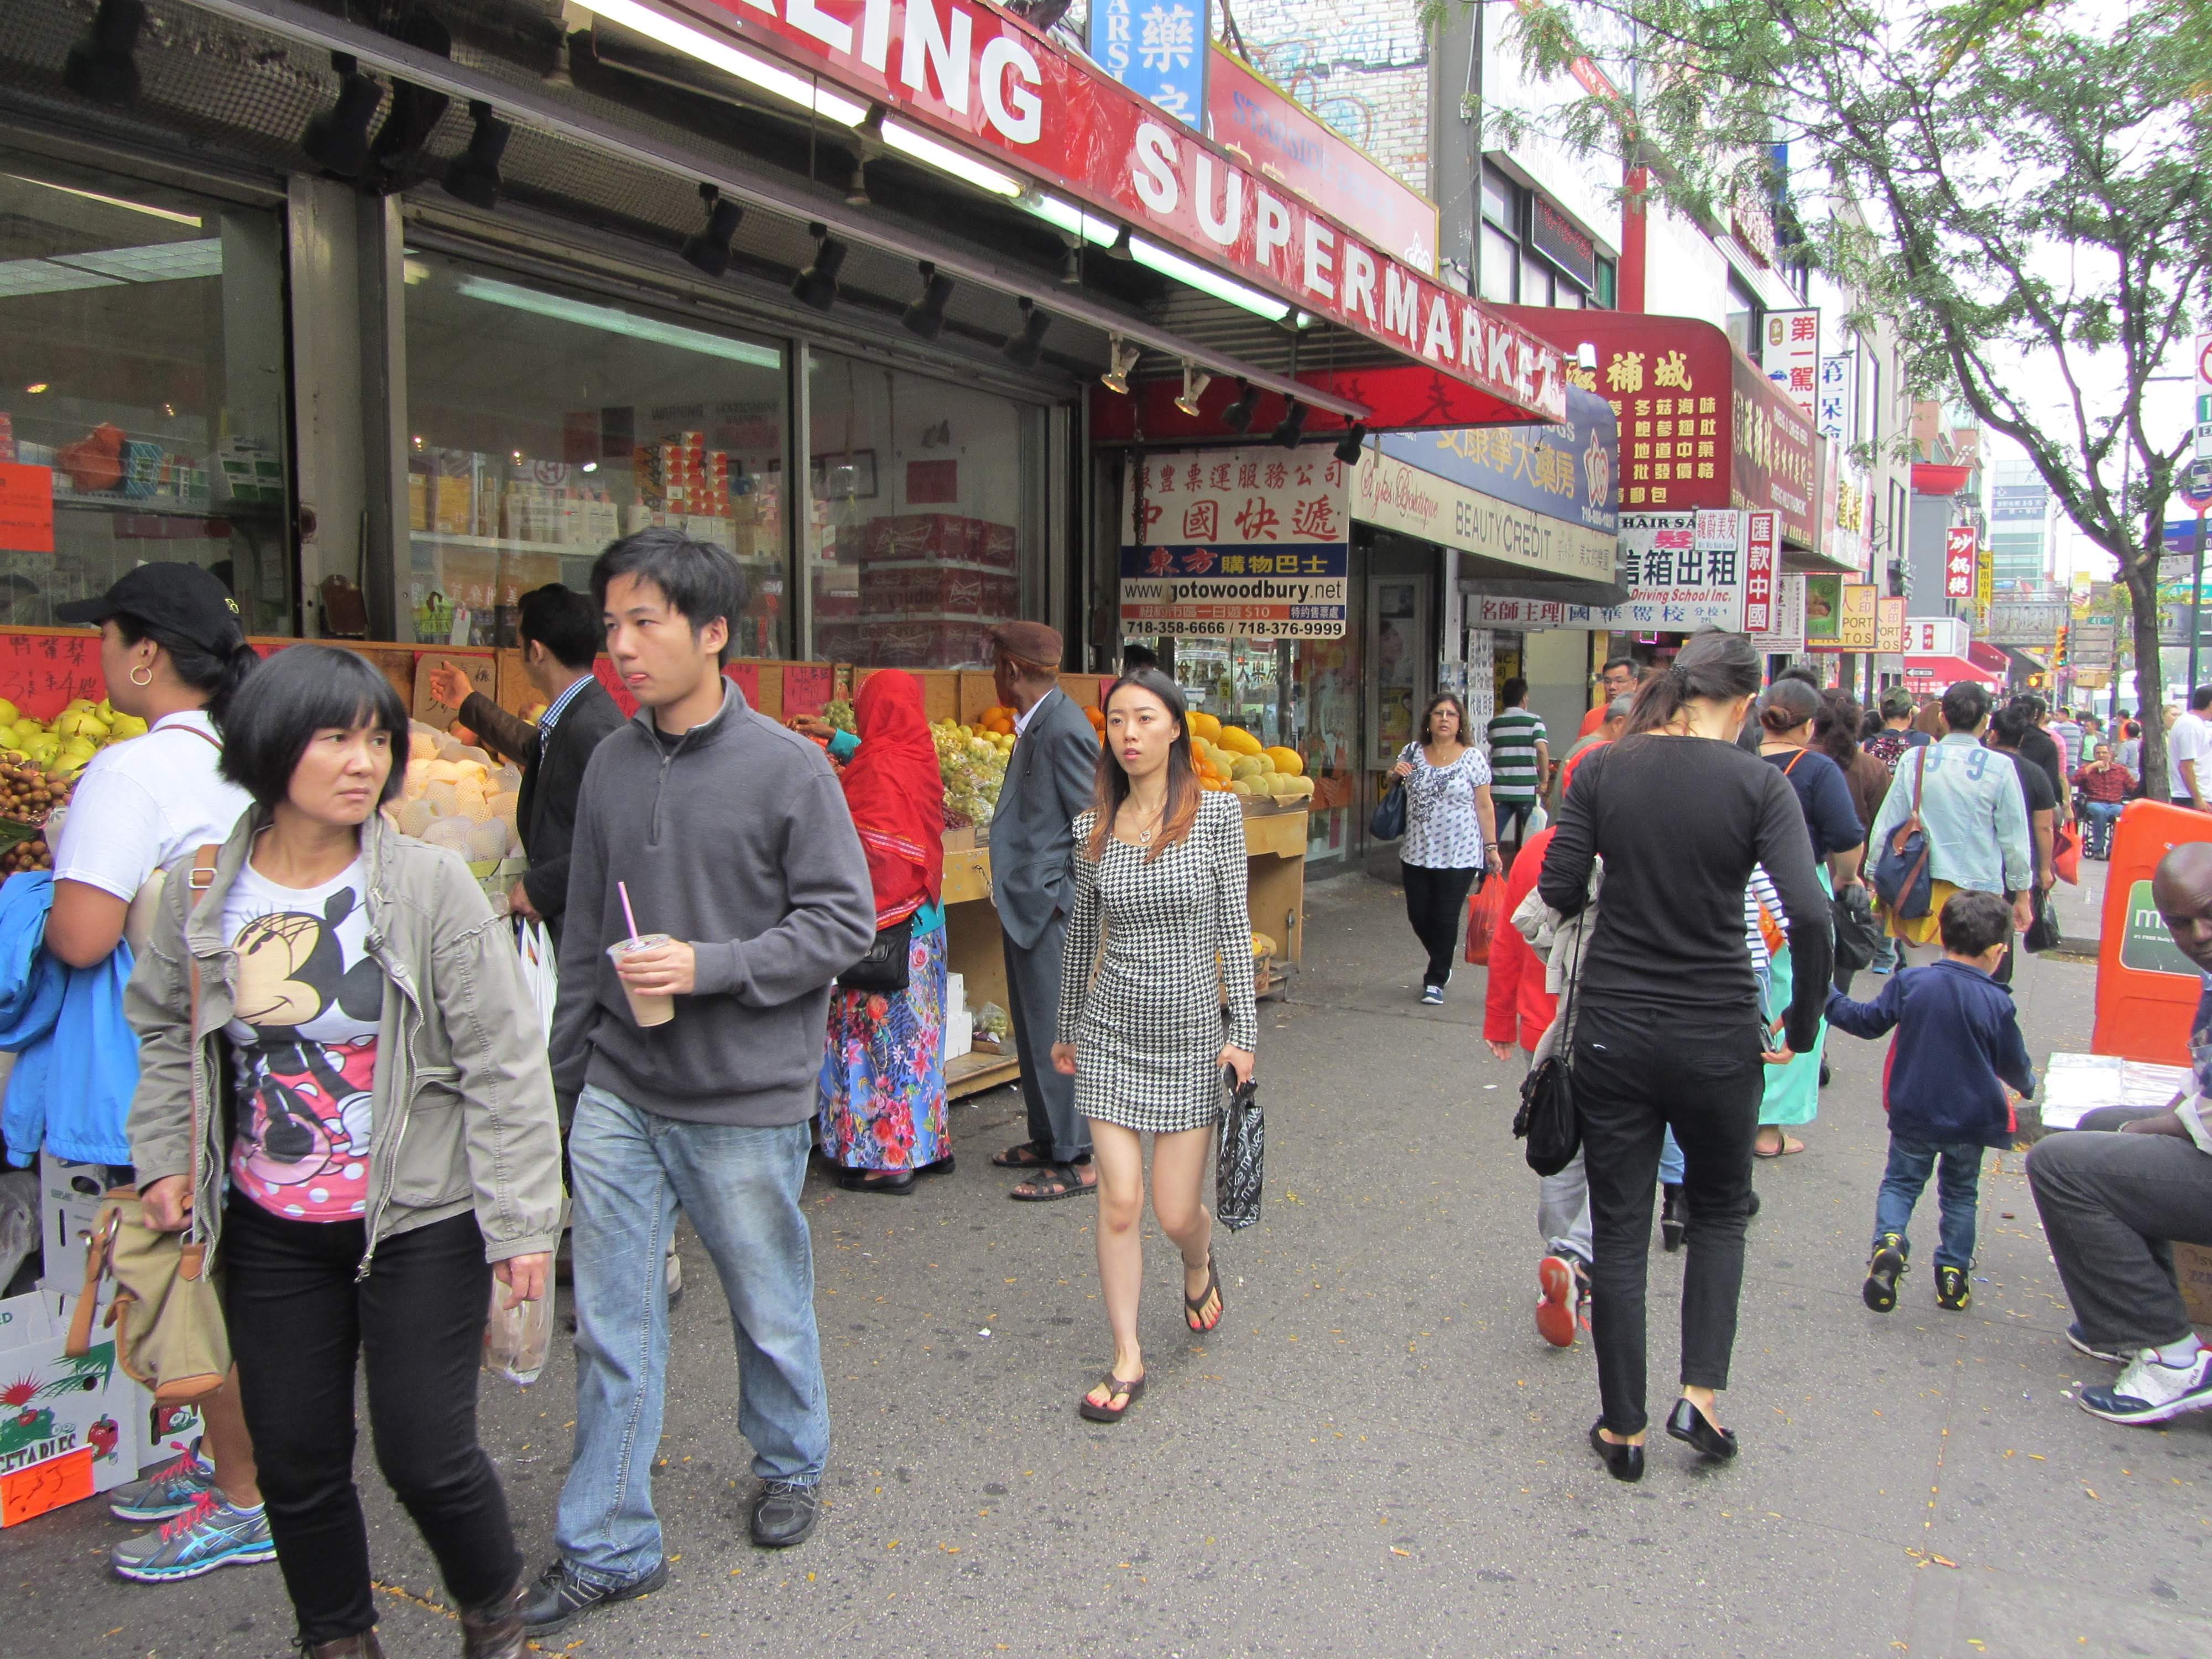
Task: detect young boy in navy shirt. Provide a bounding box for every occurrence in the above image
[1827,890,2036,1313]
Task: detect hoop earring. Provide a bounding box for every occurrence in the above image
[129,664,155,687]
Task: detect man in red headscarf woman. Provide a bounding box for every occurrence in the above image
[807,671,952,1193]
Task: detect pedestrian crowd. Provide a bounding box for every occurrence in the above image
[10,557,2212,1651]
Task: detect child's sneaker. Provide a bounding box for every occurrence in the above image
[1934,1266,1970,1311]
[107,1447,215,1523]
[2078,1348,2212,1426]
[1863,1233,1907,1312]
[110,1490,275,1582]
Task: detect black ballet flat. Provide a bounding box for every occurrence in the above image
[1588,1422,1644,1483]
[1665,1397,1739,1462]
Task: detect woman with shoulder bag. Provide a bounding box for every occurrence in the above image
[1390,693,1502,1005]
[42,564,269,1584]
[1052,667,1256,1423]
[126,646,564,1659]
[1540,629,1830,1481]
[804,670,952,1193]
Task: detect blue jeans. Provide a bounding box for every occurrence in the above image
[1873,1135,1985,1270]
[556,1085,828,1587]
[2083,799,2122,855]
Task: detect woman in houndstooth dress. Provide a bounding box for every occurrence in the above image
[1053,667,1257,1423]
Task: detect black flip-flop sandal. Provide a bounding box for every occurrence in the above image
[1078,1370,1146,1422]
[1184,1250,1224,1332]
[992,1141,1053,1168]
[1009,1161,1097,1202]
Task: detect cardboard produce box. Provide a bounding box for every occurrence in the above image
[36,1153,106,1300]
[2176,1241,2212,1330]
[0,1290,137,1512]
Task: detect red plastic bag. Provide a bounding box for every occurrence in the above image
[2053,822,2081,886]
[1464,874,1506,966]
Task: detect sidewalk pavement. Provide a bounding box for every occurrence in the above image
[4,873,2207,1658]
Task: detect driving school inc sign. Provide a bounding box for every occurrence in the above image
[664,0,1566,420]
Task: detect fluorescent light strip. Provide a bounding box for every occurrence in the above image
[1024,192,1119,246]
[54,238,223,283]
[879,117,1021,198]
[580,0,865,126]
[4,175,204,228]
[0,260,124,299]
[1127,235,1291,322]
[456,274,786,368]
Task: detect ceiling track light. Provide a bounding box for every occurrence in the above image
[1220,379,1258,435]
[64,0,146,108]
[902,261,955,340]
[1057,238,1082,285]
[1173,363,1214,419]
[679,182,744,278]
[844,160,870,207]
[792,223,847,311]
[302,53,385,180]
[442,101,512,210]
[1333,423,1368,466]
[1100,336,1141,396]
[1003,298,1051,368]
[1271,399,1308,450]
[1105,225,1135,261]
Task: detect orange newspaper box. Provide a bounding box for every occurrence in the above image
[2093,800,2212,1065]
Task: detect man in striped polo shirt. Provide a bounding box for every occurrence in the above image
[1485,676,1550,852]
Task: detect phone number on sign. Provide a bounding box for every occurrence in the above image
[1118,617,1347,639]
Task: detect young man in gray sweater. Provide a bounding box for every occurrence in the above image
[525,529,875,1634]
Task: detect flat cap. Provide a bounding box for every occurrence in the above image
[989,620,1063,668]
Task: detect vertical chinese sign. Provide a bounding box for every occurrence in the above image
[1089,0,1208,126]
[1761,309,1820,420]
[1741,510,1779,634]
[1603,344,1718,514]
[1120,449,1350,638]
[1944,526,1977,599]
[1876,596,1907,657]
[1838,583,1879,650]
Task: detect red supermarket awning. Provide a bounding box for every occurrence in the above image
[1903,654,2002,688]
[1913,463,1974,497]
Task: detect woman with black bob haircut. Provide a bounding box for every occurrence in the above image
[125,643,565,1658]
[1539,628,1831,1482]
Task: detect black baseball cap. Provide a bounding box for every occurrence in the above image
[55,562,244,654]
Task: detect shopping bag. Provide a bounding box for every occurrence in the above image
[1525,800,1548,835]
[1215,1070,1264,1232]
[2052,823,2081,886]
[517,917,559,1038]
[1464,873,1507,966]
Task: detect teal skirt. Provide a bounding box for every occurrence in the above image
[1759,865,1830,1128]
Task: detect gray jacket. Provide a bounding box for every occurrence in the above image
[125,807,565,1274]
[989,688,1100,951]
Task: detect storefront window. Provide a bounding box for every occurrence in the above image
[0,156,291,631]
[401,249,789,654]
[805,350,1046,666]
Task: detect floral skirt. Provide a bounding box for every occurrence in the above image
[817,925,950,1172]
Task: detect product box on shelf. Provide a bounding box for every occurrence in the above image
[859,564,1019,617]
[857,620,999,668]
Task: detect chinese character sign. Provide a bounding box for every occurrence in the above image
[1877,596,1906,655]
[1090,0,1208,127]
[1742,510,1779,634]
[1120,448,1349,638]
[1944,525,1976,598]
[1817,355,1852,449]
[1750,572,1807,655]
[1479,513,1745,632]
[1761,309,1820,420]
[1835,583,1878,651]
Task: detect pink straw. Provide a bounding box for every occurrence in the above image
[618,881,640,942]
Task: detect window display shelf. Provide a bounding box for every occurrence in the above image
[55,495,275,521]
[410,530,583,557]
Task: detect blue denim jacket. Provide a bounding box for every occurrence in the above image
[1867,733,2033,896]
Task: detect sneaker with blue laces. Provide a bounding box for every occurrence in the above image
[107,1447,216,1523]
[111,1490,275,1582]
[2077,1347,2212,1426]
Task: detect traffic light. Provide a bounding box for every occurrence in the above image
[2055,624,2070,667]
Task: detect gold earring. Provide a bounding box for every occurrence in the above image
[129,664,155,687]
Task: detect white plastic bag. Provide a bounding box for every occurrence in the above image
[517,917,558,1038]
[1526,800,1549,835]
[483,1279,551,1386]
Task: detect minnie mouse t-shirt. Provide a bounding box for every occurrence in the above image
[222,857,385,1222]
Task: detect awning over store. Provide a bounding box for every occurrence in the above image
[1904,654,2003,689]
[1913,463,1974,497]
[1493,307,1852,568]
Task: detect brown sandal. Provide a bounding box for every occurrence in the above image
[1009,1161,1097,1201]
[1184,1250,1224,1332]
[1078,1370,1146,1422]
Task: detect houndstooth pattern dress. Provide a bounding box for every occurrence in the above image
[1057,790,1259,1133]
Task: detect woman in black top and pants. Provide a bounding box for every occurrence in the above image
[1540,630,1832,1480]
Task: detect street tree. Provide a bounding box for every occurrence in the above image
[1494,0,2211,782]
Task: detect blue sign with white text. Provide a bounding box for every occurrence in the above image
[1088,0,1208,127]
[1376,385,1620,534]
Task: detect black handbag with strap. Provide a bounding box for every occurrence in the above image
[838,915,914,993]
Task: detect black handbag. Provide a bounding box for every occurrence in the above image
[2023,886,2063,954]
[1513,918,1583,1177]
[1832,880,1882,972]
[1217,1069,1265,1232]
[839,915,914,993]
[1370,779,1407,841]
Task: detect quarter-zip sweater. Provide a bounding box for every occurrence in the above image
[551,681,877,1127]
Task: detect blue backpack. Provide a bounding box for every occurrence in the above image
[1870,747,1933,920]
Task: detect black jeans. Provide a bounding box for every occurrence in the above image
[1401,863,1478,989]
[1571,1001,1766,1436]
[222,1199,520,1645]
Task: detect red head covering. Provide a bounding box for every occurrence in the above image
[841,670,945,926]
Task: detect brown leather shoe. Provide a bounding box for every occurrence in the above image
[307,1632,384,1658]
[461,1579,528,1659]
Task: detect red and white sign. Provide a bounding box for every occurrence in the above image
[1760,309,1819,420]
[1943,525,1977,598]
[1908,615,1969,658]
[1741,509,1778,634]
[661,0,1565,419]
[1904,654,2001,690]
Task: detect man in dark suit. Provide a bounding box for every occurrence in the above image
[987,622,1103,1201]
[429,583,623,945]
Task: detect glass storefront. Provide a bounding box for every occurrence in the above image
[805,352,1047,666]
[401,248,791,653]
[0,154,292,632]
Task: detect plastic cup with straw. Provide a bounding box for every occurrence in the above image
[607,879,675,1026]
